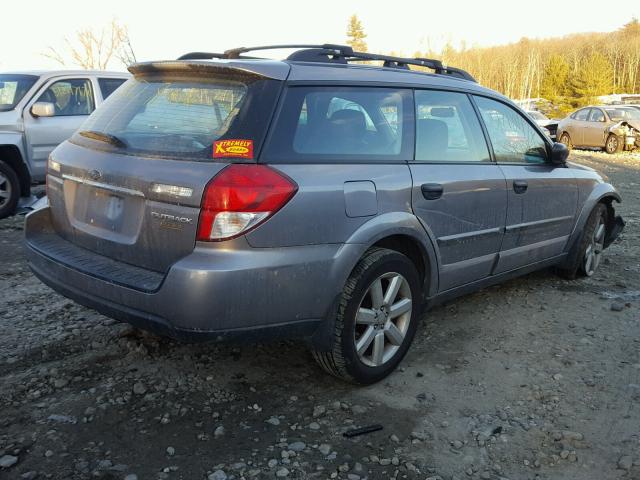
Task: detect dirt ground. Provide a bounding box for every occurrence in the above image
[1,150,639,480]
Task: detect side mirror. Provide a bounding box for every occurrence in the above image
[31,102,55,118]
[551,142,569,166]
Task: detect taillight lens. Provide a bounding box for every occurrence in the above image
[197,164,298,241]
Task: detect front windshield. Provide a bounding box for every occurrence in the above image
[0,74,39,111]
[605,107,640,122]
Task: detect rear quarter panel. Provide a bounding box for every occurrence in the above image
[245,164,414,247]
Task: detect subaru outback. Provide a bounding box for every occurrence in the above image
[24,45,625,384]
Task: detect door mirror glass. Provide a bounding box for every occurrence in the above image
[551,142,569,165]
[31,102,55,118]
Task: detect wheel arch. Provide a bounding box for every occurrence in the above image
[344,212,440,299]
[0,144,31,197]
[560,186,621,269]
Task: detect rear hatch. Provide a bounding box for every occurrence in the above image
[45,61,286,272]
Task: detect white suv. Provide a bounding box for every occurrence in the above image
[0,70,129,218]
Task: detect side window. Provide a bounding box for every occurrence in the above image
[36,78,95,116]
[588,109,605,122]
[414,90,490,162]
[574,108,590,121]
[98,78,127,100]
[475,96,548,164]
[264,87,412,162]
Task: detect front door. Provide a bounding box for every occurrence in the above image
[409,90,507,292]
[23,77,95,180]
[584,107,607,147]
[474,96,578,273]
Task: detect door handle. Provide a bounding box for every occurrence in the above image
[421,183,443,200]
[513,180,528,194]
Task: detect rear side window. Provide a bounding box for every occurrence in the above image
[98,78,127,99]
[414,90,490,162]
[74,73,280,161]
[475,96,548,164]
[264,87,413,162]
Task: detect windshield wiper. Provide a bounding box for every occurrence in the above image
[79,130,127,149]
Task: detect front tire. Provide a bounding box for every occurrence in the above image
[559,133,573,152]
[0,160,20,220]
[605,134,622,154]
[312,248,422,384]
[557,204,608,279]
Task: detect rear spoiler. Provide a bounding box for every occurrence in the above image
[128,60,290,81]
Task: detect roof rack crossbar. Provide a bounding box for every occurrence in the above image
[176,44,476,82]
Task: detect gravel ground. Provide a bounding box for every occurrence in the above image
[1,150,639,480]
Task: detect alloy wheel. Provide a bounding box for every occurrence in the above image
[0,172,11,209]
[583,216,606,276]
[353,272,413,367]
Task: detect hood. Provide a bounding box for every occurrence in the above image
[567,161,609,182]
[610,120,640,132]
[567,162,596,172]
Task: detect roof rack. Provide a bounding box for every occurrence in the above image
[177,44,477,82]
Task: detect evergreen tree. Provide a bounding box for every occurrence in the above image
[346,15,367,52]
[570,52,613,99]
[540,54,569,100]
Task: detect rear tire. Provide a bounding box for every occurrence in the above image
[312,247,422,385]
[559,133,573,152]
[605,134,622,154]
[0,160,20,220]
[557,203,608,280]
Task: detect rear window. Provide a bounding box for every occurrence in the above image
[263,86,413,163]
[74,72,280,161]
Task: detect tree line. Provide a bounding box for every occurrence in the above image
[348,16,640,116]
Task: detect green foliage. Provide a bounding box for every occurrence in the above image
[570,52,613,100]
[540,54,569,100]
[346,15,367,52]
[408,18,640,104]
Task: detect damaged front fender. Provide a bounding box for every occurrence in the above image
[609,121,639,149]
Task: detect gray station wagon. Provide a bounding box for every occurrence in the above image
[24,44,625,384]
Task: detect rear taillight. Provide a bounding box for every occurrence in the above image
[196,164,298,241]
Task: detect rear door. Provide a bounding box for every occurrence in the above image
[408,90,507,291]
[474,96,578,273]
[23,77,95,180]
[45,66,283,272]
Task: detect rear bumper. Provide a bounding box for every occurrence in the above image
[25,207,362,343]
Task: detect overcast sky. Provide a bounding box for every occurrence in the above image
[2,0,638,71]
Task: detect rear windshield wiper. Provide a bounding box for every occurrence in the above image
[79,130,127,149]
